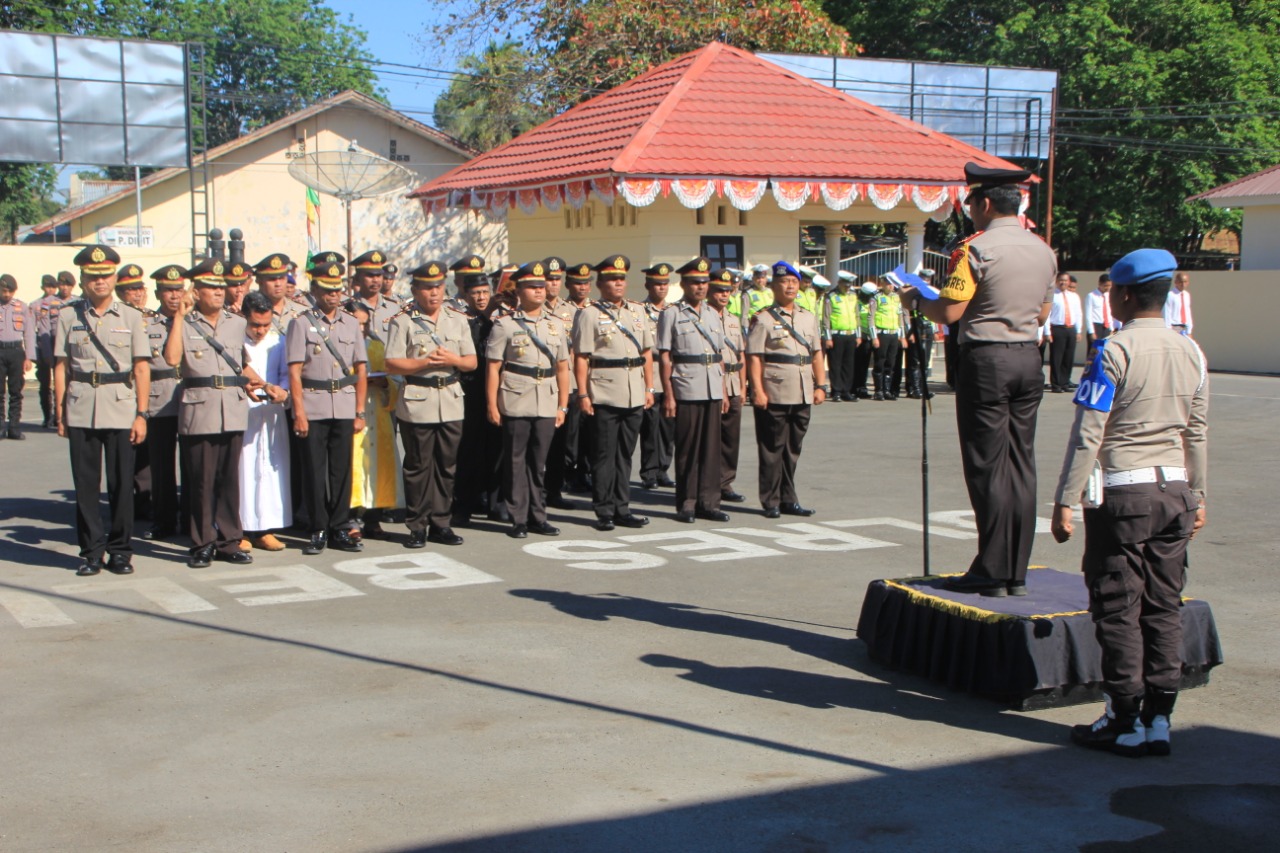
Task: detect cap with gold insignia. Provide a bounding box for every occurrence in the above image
[408,260,447,287]
[964,161,1032,192]
[512,261,548,287]
[543,257,566,278]
[253,253,291,278]
[150,265,187,289]
[771,261,801,280]
[312,250,345,265]
[0,274,16,291]
[382,263,399,278]
[73,244,121,275]
[642,262,675,281]
[708,267,737,291]
[189,259,227,287]
[223,262,251,284]
[449,255,486,275]
[565,263,593,282]
[351,250,387,273]
[673,258,710,281]
[308,261,346,289]
[594,255,630,278]
[115,264,145,288]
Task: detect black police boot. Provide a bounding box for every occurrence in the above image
[302,531,328,555]
[1141,687,1177,756]
[1072,693,1147,757]
[405,529,428,549]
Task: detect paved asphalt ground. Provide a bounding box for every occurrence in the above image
[2,372,1278,852]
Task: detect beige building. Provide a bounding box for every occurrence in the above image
[3,91,507,304]
[1190,164,1280,271]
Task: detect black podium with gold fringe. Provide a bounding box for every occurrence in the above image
[856,567,1223,710]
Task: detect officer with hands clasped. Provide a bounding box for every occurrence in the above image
[1050,249,1209,759]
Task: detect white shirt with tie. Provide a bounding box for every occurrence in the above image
[1085,289,1121,336]
[1049,288,1083,334]
[1163,288,1193,334]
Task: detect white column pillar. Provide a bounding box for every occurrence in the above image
[824,224,843,278]
[905,221,926,272]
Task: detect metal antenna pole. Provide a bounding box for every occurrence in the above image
[912,302,931,577]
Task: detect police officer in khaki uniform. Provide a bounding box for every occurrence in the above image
[487,261,571,539]
[449,255,487,310]
[381,263,402,304]
[164,259,260,568]
[223,261,252,315]
[708,268,746,503]
[541,256,578,510]
[902,163,1056,597]
[114,265,153,513]
[572,255,655,531]
[450,267,502,526]
[0,273,35,439]
[139,265,187,541]
[345,251,399,345]
[1050,249,1208,758]
[255,253,307,336]
[32,274,66,429]
[54,245,151,576]
[658,258,730,523]
[562,262,595,493]
[385,260,476,548]
[638,262,676,489]
[286,259,369,555]
[746,261,828,518]
[113,264,147,309]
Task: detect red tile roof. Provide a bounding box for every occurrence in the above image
[1188,162,1280,203]
[410,42,1023,200]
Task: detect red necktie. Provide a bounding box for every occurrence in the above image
[1181,293,1188,324]
[1063,293,1072,327]
[1102,294,1110,327]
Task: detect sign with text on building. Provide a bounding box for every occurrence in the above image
[97,226,154,248]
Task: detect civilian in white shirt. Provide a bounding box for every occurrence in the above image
[1163,271,1193,335]
[1048,273,1083,392]
[239,291,292,551]
[1085,272,1122,355]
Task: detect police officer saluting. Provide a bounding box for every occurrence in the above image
[54,245,151,576]
[746,261,827,518]
[287,259,368,555]
[140,265,187,541]
[573,255,655,531]
[384,260,476,548]
[164,259,261,568]
[486,261,571,538]
[658,257,730,523]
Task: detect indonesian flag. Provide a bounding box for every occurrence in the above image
[305,187,321,265]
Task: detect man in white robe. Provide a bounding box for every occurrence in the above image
[239,291,292,549]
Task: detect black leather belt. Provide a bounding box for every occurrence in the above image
[591,356,644,369]
[150,368,179,381]
[404,373,460,388]
[70,369,130,386]
[0,340,23,349]
[302,375,359,392]
[183,375,249,389]
[960,340,1036,349]
[763,354,812,366]
[672,353,723,365]
[724,363,742,373]
[504,363,555,380]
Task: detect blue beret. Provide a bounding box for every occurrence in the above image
[1110,249,1177,286]
[772,260,800,279]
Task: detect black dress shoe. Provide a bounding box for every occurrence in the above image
[1065,382,1078,390]
[640,479,657,489]
[941,573,1008,597]
[106,554,134,575]
[487,508,512,523]
[527,520,560,536]
[763,506,781,519]
[595,517,616,531]
[656,475,677,488]
[361,521,386,539]
[188,545,215,569]
[329,529,363,552]
[76,558,104,577]
[780,503,816,517]
[302,532,327,555]
[428,526,464,546]
[508,524,528,539]
[143,525,175,541]
[676,510,696,523]
[614,514,649,528]
[720,490,746,503]
[7,428,24,440]
[873,392,884,401]
[546,495,576,510]
[696,509,731,522]
[1007,581,1028,597]
[215,550,254,565]
[405,529,428,549]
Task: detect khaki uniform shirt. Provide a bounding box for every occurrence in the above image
[572,299,653,409]
[657,301,725,402]
[546,297,580,393]
[0,298,36,360]
[346,295,400,346]
[746,305,821,405]
[34,294,66,362]
[145,311,182,418]
[717,308,745,398]
[384,306,474,424]
[1056,318,1209,504]
[487,311,569,418]
[286,309,368,420]
[270,298,307,338]
[177,310,250,435]
[940,218,1057,344]
[54,300,149,429]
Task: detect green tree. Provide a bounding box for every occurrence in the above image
[0,164,61,243]
[433,42,547,151]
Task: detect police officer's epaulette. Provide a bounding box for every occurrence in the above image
[444,303,468,316]
[121,302,144,314]
[143,307,160,317]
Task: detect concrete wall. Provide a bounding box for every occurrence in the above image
[1242,206,1280,271]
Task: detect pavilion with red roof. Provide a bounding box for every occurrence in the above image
[409,41,1030,276]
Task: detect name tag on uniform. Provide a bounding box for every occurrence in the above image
[598,318,614,326]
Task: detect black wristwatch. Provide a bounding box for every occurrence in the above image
[136,410,150,420]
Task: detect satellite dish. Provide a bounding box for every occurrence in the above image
[288,141,416,265]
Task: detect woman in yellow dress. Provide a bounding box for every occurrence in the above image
[351,308,404,537]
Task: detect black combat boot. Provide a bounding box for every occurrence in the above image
[1141,687,1177,756]
[1071,693,1147,757]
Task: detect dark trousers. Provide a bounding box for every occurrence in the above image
[454,387,501,517]
[592,404,642,519]
[0,347,23,426]
[287,408,307,529]
[639,394,674,480]
[955,343,1043,582]
[828,335,857,399]
[720,394,743,492]
[1049,325,1077,388]
[905,330,933,395]
[544,409,569,500]
[68,427,135,561]
[1083,482,1196,698]
[36,357,53,424]
[133,430,152,519]
[400,419,463,532]
[145,416,180,531]
[853,338,873,396]
[944,323,959,389]
[674,400,722,513]
[872,333,900,396]
[503,416,556,524]
[753,403,811,509]
[181,432,244,554]
[299,418,354,533]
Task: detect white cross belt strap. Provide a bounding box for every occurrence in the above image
[1104,466,1187,488]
